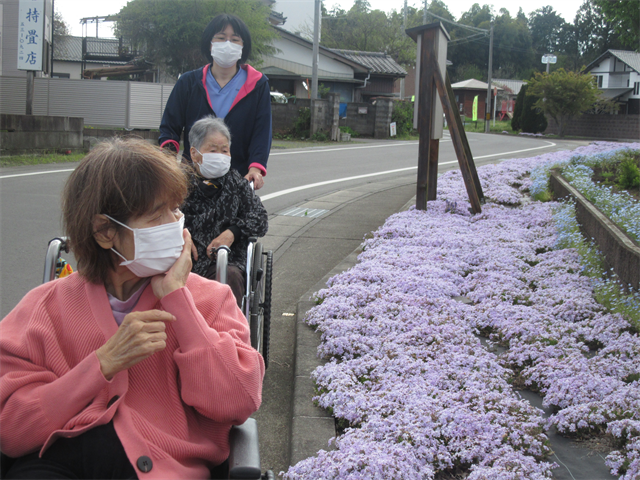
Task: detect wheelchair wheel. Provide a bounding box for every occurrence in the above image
[260,251,272,370]
[249,243,264,353]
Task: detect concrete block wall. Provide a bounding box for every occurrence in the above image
[271,99,311,135]
[341,103,376,136]
[545,114,640,140]
[1,114,84,154]
[374,99,394,139]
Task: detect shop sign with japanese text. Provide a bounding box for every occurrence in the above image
[17,0,45,71]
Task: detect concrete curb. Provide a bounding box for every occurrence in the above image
[289,196,416,466]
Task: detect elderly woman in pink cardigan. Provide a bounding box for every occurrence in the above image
[0,138,264,479]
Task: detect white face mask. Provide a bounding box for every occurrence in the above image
[210,40,243,68]
[105,214,185,278]
[195,149,231,179]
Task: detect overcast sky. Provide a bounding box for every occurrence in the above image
[55,0,585,38]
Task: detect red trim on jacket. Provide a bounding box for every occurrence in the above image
[160,139,180,152]
[201,64,263,115]
[248,162,267,176]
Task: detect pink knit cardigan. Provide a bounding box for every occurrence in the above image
[0,272,264,479]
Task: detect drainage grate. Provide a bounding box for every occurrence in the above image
[278,207,329,218]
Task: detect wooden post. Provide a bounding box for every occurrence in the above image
[428,139,439,200]
[415,27,437,210]
[26,71,35,115]
[429,57,483,212]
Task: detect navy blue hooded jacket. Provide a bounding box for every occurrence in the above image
[159,64,272,176]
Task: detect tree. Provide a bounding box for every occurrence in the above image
[519,85,547,133]
[53,11,69,37]
[511,83,526,130]
[526,69,602,137]
[528,6,570,56]
[114,0,278,78]
[572,0,626,66]
[592,0,640,50]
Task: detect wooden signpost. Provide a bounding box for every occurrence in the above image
[406,23,484,213]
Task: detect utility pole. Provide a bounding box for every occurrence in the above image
[423,0,428,24]
[311,0,320,100]
[404,0,407,29]
[484,22,494,133]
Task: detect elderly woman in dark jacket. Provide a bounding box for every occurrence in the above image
[183,116,268,307]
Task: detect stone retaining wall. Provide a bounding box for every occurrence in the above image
[1,114,84,154]
[545,114,640,140]
[550,171,639,290]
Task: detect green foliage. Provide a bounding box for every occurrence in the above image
[520,89,547,134]
[310,131,329,142]
[511,83,526,131]
[318,83,331,99]
[291,107,311,138]
[617,156,640,190]
[114,0,278,77]
[390,101,415,136]
[527,69,604,138]
[339,126,359,137]
[592,0,640,50]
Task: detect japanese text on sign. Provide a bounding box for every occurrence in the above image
[17,0,45,71]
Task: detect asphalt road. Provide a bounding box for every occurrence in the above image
[0,133,586,316]
[0,133,590,475]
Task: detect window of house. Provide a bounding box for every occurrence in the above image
[635,82,640,96]
[598,76,603,88]
[52,73,70,79]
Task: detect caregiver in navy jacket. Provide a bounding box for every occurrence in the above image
[159,14,271,189]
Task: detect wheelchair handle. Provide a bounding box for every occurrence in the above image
[215,246,230,285]
[43,237,68,284]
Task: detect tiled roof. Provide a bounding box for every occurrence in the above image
[608,50,640,73]
[492,79,526,95]
[585,49,640,74]
[330,49,407,76]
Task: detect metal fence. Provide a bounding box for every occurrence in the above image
[0,76,174,129]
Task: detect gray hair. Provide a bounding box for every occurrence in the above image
[189,116,231,150]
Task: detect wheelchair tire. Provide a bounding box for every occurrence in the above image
[261,251,272,370]
[249,243,264,352]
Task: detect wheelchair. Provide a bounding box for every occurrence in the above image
[0,238,274,480]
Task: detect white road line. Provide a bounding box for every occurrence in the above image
[260,141,557,201]
[0,140,556,184]
[0,168,75,180]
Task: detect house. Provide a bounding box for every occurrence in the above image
[492,78,526,120]
[585,49,640,114]
[330,49,407,102]
[450,78,502,119]
[52,35,156,81]
[261,26,370,102]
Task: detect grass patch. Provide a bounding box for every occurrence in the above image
[0,152,85,167]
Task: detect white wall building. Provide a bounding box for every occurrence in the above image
[586,49,640,115]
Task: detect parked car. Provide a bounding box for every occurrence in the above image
[270,92,288,104]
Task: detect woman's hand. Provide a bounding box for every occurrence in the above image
[151,229,192,299]
[96,310,176,380]
[245,167,264,190]
[206,229,235,258]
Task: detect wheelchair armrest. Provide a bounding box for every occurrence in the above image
[228,418,261,480]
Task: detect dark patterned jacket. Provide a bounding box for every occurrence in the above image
[182,169,268,277]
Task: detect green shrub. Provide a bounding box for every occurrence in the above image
[310,131,329,141]
[292,107,311,138]
[520,87,547,133]
[391,101,415,136]
[617,155,640,189]
[339,126,359,137]
[511,85,526,131]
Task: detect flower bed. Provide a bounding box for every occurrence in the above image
[283,142,640,480]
